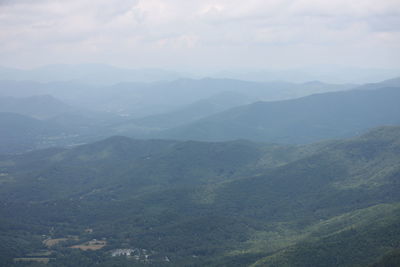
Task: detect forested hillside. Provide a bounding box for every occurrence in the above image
[2,0,399,266]
[162,86,400,143]
[1,126,399,266]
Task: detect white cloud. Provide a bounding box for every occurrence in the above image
[0,0,399,69]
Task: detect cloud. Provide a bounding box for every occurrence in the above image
[0,0,399,69]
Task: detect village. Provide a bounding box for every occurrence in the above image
[12,228,170,265]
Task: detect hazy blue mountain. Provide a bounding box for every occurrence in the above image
[0,126,399,266]
[212,66,400,84]
[0,95,76,119]
[115,91,253,132]
[0,78,356,117]
[162,86,400,143]
[0,80,53,97]
[0,110,121,154]
[0,64,188,85]
[46,111,125,133]
[81,78,293,117]
[0,80,101,106]
[98,78,355,117]
[358,76,400,90]
[0,112,70,154]
[0,77,396,154]
[1,64,398,85]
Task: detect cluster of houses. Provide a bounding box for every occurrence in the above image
[111,248,136,257]
[110,248,166,262]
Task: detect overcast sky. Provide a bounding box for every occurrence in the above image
[0,0,399,70]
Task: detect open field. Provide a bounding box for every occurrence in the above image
[43,238,68,247]
[70,240,107,251]
[27,250,53,257]
[13,257,53,264]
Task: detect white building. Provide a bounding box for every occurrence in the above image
[111,249,135,257]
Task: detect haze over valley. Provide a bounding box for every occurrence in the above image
[1,0,400,266]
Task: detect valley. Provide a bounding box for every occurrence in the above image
[0,67,399,267]
[2,1,400,265]
[0,126,399,266]
[1,76,399,155]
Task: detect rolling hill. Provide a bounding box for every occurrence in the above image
[0,78,355,117]
[0,126,399,266]
[0,112,71,154]
[161,86,400,143]
[0,95,76,119]
[114,91,253,132]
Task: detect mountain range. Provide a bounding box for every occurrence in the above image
[0,78,355,117]
[1,64,398,84]
[0,64,187,85]
[0,126,399,266]
[0,72,400,266]
[160,86,400,143]
[0,77,399,155]
[0,95,75,119]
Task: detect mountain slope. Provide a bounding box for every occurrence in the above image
[0,112,70,154]
[0,126,399,266]
[251,203,400,267]
[358,76,400,90]
[0,78,355,117]
[0,95,75,119]
[0,137,300,202]
[116,91,252,131]
[162,86,400,143]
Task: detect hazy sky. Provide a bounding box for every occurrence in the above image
[1,0,399,70]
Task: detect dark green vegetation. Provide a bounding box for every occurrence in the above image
[0,126,399,266]
[370,248,400,267]
[162,86,400,143]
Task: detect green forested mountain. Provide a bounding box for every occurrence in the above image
[0,126,399,266]
[161,86,400,143]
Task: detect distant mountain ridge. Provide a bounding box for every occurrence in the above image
[116,91,253,130]
[1,64,398,84]
[0,76,398,155]
[0,78,356,117]
[0,64,188,85]
[212,67,400,83]
[0,95,75,119]
[1,66,400,265]
[161,86,400,143]
[0,112,69,154]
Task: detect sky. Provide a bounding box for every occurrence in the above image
[0,0,399,71]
